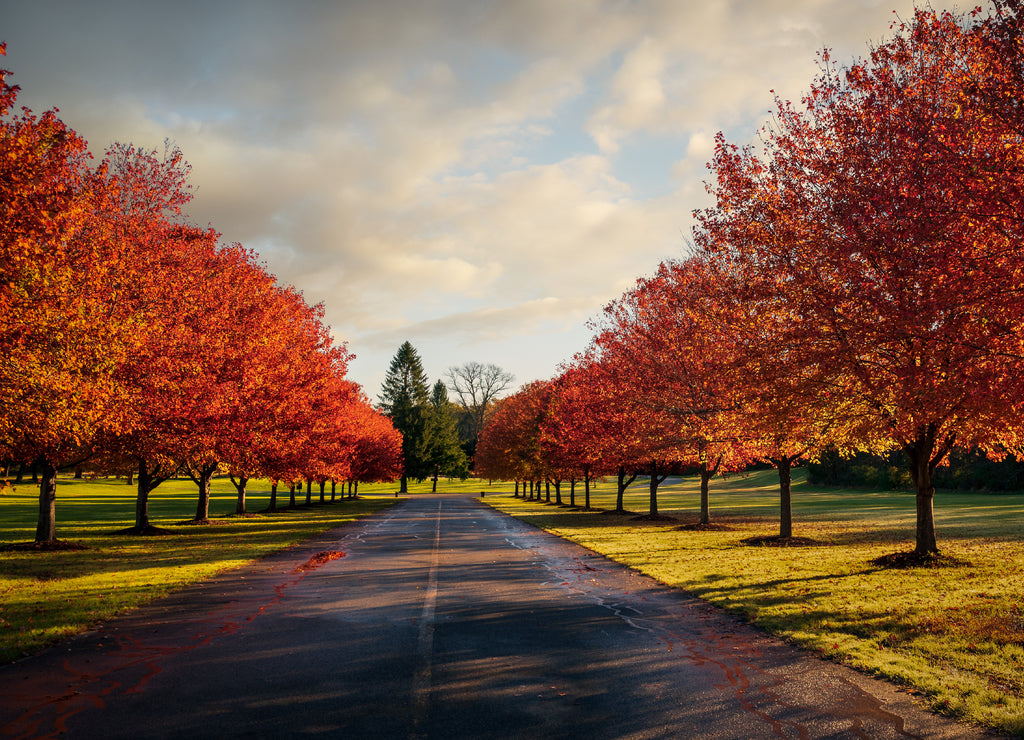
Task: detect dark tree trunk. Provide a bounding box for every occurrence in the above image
[699,467,712,525]
[545,480,551,503]
[400,474,409,494]
[615,466,636,513]
[318,480,326,503]
[231,475,248,515]
[73,465,83,480]
[288,482,297,508]
[647,462,669,516]
[554,479,562,505]
[569,478,576,507]
[649,471,659,516]
[305,480,312,505]
[584,471,592,510]
[34,458,58,544]
[431,471,438,493]
[135,459,154,530]
[698,450,722,525]
[268,481,279,512]
[903,424,950,555]
[776,456,793,538]
[190,462,217,522]
[331,480,337,501]
[514,480,519,497]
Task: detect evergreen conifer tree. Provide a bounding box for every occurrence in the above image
[425,380,469,491]
[378,341,431,493]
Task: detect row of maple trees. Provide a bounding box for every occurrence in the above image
[476,4,1024,558]
[0,44,403,545]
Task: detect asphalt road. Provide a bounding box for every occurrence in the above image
[0,495,1001,739]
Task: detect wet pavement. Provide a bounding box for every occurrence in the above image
[0,495,1002,739]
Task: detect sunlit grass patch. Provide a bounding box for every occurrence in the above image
[484,469,1024,736]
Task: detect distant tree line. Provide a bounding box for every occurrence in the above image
[808,449,1024,493]
[377,346,515,491]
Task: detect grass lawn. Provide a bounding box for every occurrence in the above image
[484,469,1024,737]
[0,475,400,664]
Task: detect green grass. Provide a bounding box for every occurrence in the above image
[356,477,502,496]
[0,475,397,664]
[485,469,1024,737]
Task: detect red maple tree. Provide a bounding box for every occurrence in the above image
[696,7,1024,556]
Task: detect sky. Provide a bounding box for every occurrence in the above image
[2,0,920,400]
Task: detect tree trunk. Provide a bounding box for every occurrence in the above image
[554,479,562,505]
[34,458,58,544]
[136,459,152,530]
[431,471,438,493]
[319,480,326,503]
[268,481,278,512]
[776,457,793,539]
[697,450,722,526]
[331,480,337,501]
[545,480,551,503]
[232,475,248,515]
[615,466,636,512]
[191,463,216,523]
[569,478,576,507]
[648,463,662,516]
[699,467,712,525]
[584,472,591,510]
[905,427,943,555]
[400,474,409,494]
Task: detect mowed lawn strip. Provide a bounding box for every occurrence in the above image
[0,476,398,664]
[485,469,1024,737]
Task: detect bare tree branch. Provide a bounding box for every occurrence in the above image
[444,362,515,447]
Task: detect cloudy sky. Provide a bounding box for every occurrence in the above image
[3,0,919,398]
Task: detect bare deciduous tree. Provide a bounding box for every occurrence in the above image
[444,362,515,454]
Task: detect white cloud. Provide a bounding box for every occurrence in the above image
[3,0,922,393]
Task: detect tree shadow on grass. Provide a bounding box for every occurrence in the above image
[870,551,969,569]
[741,534,825,547]
[0,540,89,552]
[674,521,734,532]
[110,524,175,536]
[630,513,679,524]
